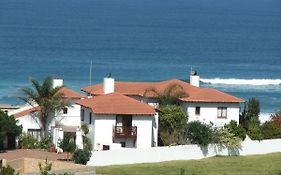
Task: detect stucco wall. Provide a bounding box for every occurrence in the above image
[182,102,240,126]
[132,116,153,148]
[17,114,41,133]
[88,138,281,166]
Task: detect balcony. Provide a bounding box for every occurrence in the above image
[113,126,137,138]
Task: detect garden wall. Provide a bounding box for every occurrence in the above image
[88,138,281,166]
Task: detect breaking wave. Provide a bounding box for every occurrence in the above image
[200,78,281,86]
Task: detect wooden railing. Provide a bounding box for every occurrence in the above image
[113,126,137,138]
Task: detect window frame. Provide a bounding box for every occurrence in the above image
[89,112,92,124]
[81,109,85,121]
[63,107,68,114]
[217,107,227,118]
[195,106,200,116]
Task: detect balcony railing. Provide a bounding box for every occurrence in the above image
[113,126,137,138]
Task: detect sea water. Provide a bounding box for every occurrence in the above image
[0,0,281,121]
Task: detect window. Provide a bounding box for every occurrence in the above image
[27,129,41,140]
[217,107,227,118]
[89,112,92,124]
[195,107,200,115]
[120,141,126,148]
[81,109,84,121]
[63,107,68,114]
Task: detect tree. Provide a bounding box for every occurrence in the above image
[158,105,188,145]
[143,84,188,106]
[261,121,281,139]
[247,118,263,140]
[0,111,22,150]
[241,98,260,129]
[17,76,68,138]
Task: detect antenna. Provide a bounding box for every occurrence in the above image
[89,60,93,96]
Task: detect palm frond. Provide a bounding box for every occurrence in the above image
[143,87,161,98]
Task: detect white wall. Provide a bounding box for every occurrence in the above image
[55,104,81,127]
[88,138,281,166]
[16,114,41,133]
[132,116,153,148]
[182,102,240,126]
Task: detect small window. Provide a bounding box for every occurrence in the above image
[27,129,41,140]
[217,107,227,118]
[120,142,126,148]
[195,107,200,115]
[63,107,68,114]
[81,109,84,121]
[89,112,92,124]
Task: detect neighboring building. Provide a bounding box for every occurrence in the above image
[8,79,85,149]
[0,104,20,114]
[76,79,158,150]
[82,73,244,127]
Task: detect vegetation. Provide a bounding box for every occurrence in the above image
[58,133,76,160]
[261,121,281,139]
[17,76,68,138]
[21,133,37,149]
[96,153,281,175]
[158,105,188,146]
[72,149,92,165]
[224,120,246,140]
[39,159,74,175]
[143,83,187,106]
[81,124,92,151]
[271,109,281,128]
[186,121,213,146]
[0,165,19,175]
[0,111,22,150]
[241,97,260,130]
[215,127,241,150]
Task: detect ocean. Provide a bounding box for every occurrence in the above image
[0,0,281,121]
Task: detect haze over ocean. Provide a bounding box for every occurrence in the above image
[0,0,281,119]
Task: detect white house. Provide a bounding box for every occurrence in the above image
[9,79,85,149]
[82,74,244,127]
[76,78,158,150]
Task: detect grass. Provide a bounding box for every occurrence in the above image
[96,153,281,175]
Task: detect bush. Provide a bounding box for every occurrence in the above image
[0,165,19,175]
[83,136,92,152]
[186,121,213,146]
[21,133,37,149]
[224,120,246,140]
[247,118,263,140]
[215,128,241,150]
[36,137,53,150]
[72,149,91,165]
[271,110,281,128]
[261,121,281,139]
[59,133,76,160]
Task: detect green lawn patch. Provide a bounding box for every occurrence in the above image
[96,153,281,175]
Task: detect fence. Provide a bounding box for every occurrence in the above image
[87,138,281,166]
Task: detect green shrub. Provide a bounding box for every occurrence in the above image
[247,118,263,140]
[36,137,53,150]
[224,120,246,140]
[59,133,76,160]
[261,121,281,139]
[83,136,92,152]
[216,128,241,150]
[186,121,213,146]
[0,165,19,175]
[21,133,37,149]
[72,149,91,165]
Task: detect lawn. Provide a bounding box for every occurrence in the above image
[96,153,281,175]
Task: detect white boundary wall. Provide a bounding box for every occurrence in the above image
[88,139,281,166]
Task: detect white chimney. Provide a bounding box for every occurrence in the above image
[190,69,200,87]
[103,77,114,94]
[53,79,64,88]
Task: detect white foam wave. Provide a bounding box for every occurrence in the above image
[200,78,281,86]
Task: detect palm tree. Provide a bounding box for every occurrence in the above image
[17,76,67,138]
[143,84,188,106]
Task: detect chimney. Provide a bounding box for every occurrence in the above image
[103,77,115,94]
[190,69,200,87]
[53,78,64,88]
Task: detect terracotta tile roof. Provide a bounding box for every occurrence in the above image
[13,106,41,118]
[81,79,244,103]
[59,87,85,99]
[76,93,156,115]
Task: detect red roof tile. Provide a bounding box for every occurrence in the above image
[76,93,156,115]
[59,87,85,99]
[13,106,41,118]
[82,79,244,103]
